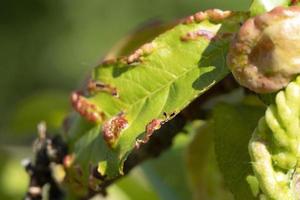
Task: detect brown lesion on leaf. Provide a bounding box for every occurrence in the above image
[87,80,118,97]
[135,119,163,149]
[181,29,217,41]
[182,9,232,24]
[125,42,156,64]
[71,91,105,123]
[181,29,233,42]
[102,112,128,148]
[135,112,177,149]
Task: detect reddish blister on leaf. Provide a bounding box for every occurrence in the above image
[102,112,128,148]
[182,9,232,24]
[71,91,105,123]
[227,6,300,93]
[126,42,156,64]
[135,119,163,149]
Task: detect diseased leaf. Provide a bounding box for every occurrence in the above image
[249,76,300,199]
[249,0,290,16]
[105,20,174,59]
[67,11,247,182]
[213,103,265,200]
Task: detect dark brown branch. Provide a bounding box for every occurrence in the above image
[24,123,68,200]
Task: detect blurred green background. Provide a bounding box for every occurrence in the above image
[0,0,250,199]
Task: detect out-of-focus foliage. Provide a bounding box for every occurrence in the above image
[186,121,234,200]
[141,133,192,200]
[9,91,69,137]
[213,103,265,199]
[0,0,250,199]
[0,147,29,199]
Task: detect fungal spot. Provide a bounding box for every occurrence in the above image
[102,112,128,148]
[71,91,105,123]
[182,9,232,24]
[126,42,155,64]
[194,11,208,22]
[135,119,163,149]
[88,80,118,97]
[181,29,216,41]
[135,112,178,149]
[206,9,232,22]
[181,29,233,42]
[182,15,195,24]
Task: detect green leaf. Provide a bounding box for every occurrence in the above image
[116,167,159,200]
[213,103,265,200]
[141,133,191,200]
[249,76,300,199]
[186,121,234,200]
[68,12,247,179]
[249,0,290,16]
[0,147,31,200]
[9,91,69,136]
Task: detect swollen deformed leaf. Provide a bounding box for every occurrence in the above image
[227,6,300,93]
[249,76,300,199]
[68,10,248,183]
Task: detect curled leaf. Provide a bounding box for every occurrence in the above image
[227,6,300,93]
[249,76,300,199]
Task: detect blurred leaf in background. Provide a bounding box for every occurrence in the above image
[141,133,192,200]
[214,103,265,199]
[9,91,69,138]
[0,147,30,199]
[186,121,234,200]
